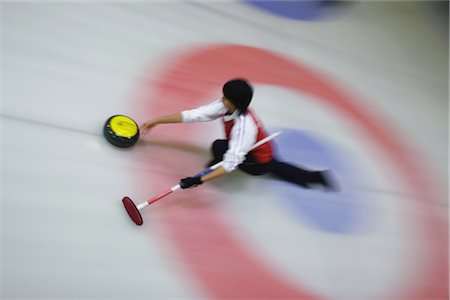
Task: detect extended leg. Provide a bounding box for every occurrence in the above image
[269,159,338,190]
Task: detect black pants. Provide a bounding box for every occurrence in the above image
[210,139,324,188]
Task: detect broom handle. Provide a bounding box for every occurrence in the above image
[137,131,281,209]
[208,131,281,171]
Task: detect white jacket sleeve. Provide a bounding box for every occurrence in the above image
[222,114,258,173]
[181,99,226,123]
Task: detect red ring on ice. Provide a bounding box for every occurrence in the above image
[137,44,447,300]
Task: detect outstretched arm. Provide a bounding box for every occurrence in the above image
[140,99,226,136]
[140,112,182,135]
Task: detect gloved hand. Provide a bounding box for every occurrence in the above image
[180,177,203,189]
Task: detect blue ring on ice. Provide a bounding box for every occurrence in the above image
[244,0,335,21]
[268,128,370,234]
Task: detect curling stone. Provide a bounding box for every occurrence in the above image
[103,115,139,148]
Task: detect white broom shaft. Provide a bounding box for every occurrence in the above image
[137,131,282,209]
[210,131,281,170]
[251,131,281,150]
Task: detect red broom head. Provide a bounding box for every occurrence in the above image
[122,197,143,226]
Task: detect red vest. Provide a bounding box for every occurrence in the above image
[222,109,273,163]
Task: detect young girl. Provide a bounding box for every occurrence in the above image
[140,78,337,191]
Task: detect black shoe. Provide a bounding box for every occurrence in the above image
[311,170,339,191]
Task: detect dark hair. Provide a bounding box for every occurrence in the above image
[222,79,253,113]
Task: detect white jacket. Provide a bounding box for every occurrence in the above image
[181,99,259,172]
